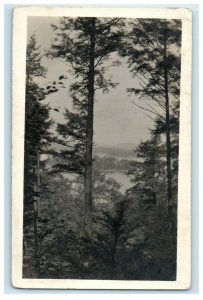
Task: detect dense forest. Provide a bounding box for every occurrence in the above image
[23,17,181,280]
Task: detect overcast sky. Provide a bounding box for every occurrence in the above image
[27,16,155,147]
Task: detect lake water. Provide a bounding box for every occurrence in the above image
[103,171,133,194]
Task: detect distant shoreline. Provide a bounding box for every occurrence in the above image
[100,169,128,174]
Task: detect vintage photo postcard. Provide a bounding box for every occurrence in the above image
[12,7,192,289]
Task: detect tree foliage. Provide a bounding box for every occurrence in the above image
[24,35,52,222]
[128,133,167,209]
[23,35,56,276]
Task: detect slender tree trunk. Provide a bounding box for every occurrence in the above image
[163,21,173,211]
[33,209,40,275]
[34,149,41,276]
[84,18,96,237]
[151,150,157,207]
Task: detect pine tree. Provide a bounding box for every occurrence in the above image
[48,17,124,236]
[120,19,181,210]
[23,34,53,277]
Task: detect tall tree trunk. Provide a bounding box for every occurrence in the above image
[84,18,96,237]
[163,21,173,211]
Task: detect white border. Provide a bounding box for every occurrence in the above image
[12,7,192,290]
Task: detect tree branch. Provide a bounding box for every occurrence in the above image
[131,101,162,118]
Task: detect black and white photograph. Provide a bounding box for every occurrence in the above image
[12,7,192,289]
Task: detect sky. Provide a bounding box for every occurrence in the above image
[27,16,155,147]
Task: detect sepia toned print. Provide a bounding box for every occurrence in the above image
[12,7,192,289]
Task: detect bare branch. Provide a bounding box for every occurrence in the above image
[143,112,155,121]
[131,101,162,118]
[145,103,165,119]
